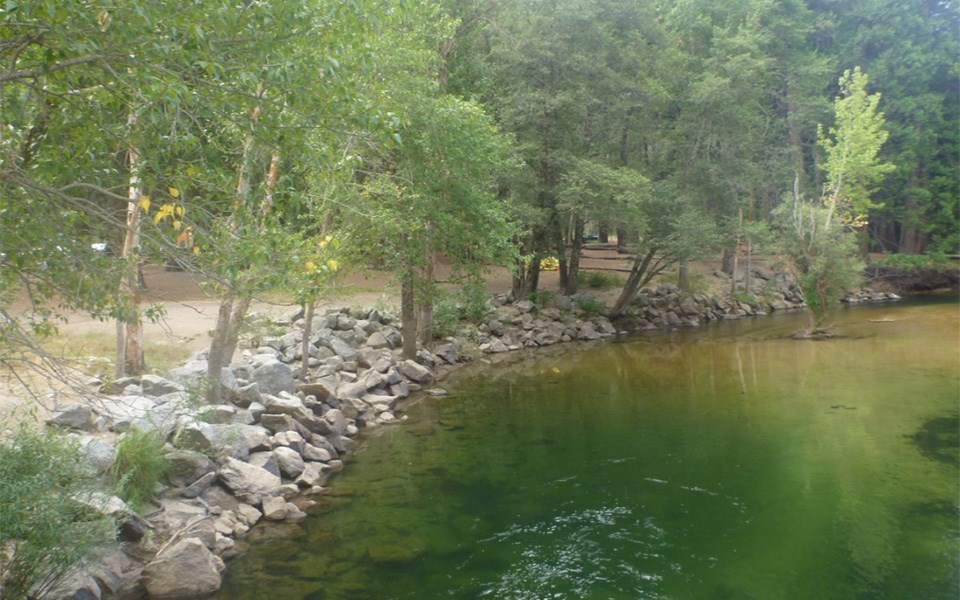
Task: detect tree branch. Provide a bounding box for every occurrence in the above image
[0,54,104,83]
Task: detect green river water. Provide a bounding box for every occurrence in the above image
[219,298,959,599]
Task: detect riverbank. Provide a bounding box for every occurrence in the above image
[18,263,953,599]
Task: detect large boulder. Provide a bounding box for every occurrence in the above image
[140,374,185,397]
[273,446,306,478]
[164,359,209,388]
[172,422,270,460]
[165,449,217,488]
[218,457,283,504]
[398,359,432,384]
[48,404,100,432]
[326,337,359,362]
[250,359,295,396]
[262,392,313,422]
[141,538,224,599]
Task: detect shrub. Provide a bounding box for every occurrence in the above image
[574,295,606,315]
[528,289,554,307]
[0,425,114,598]
[458,281,491,321]
[110,429,170,512]
[578,270,624,289]
[432,291,460,339]
[733,291,757,305]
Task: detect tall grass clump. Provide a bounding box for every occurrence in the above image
[0,425,114,598]
[110,429,170,512]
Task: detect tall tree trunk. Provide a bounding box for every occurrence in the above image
[678,258,690,293]
[598,223,609,244]
[300,301,315,381]
[401,270,418,360]
[730,206,742,296]
[610,248,660,317]
[206,295,234,403]
[221,296,251,371]
[563,218,584,296]
[898,192,926,253]
[418,253,435,348]
[616,227,630,252]
[118,114,144,376]
[721,245,736,276]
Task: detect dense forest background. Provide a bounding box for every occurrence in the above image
[1,0,957,374]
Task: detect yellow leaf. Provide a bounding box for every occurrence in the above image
[305,261,316,271]
[172,220,182,231]
[168,187,180,199]
[192,246,201,255]
[326,259,339,272]
[138,196,151,212]
[185,166,198,177]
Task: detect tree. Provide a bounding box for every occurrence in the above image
[776,68,891,335]
[609,182,719,317]
[348,94,519,358]
[810,0,959,253]
[819,67,894,230]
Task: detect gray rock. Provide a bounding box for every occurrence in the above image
[297,380,336,402]
[49,404,100,432]
[247,451,281,478]
[335,314,357,331]
[235,503,262,527]
[389,380,410,398]
[166,449,217,487]
[250,359,295,396]
[196,404,239,425]
[45,568,102,600]
[365,331,391,349]
[273,446,306,478]
[578,322,602,340]
[382,327,403,349]
[183,472,218,499]
[515,300,535,313]
[259,413,313,439]
[87,549,142,599]
[434,343,458,365]
[262,392,313,422]
[165,360,209,387]
[218,457,283,503]
[326,337,359,362]
[271,430,306,453]
[99,376,140,396]
[309,434,339,458]
[594,318,617,335]
[321,409,348,436]
[481,338,510,353]
[78,436,116,473]
[142,538,224,599]
[98,395,158,431]
[172,422,270,460]
[261,496,307,522]
[398,359,432,383]
[140,374,185,397]
[295,462,331,488]
[302,443,333,462]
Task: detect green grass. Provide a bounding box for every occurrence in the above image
[578,270,625,289]
[42,331,192,375]
[110,428,170,512]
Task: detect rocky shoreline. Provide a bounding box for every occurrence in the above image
[39,275,905,599]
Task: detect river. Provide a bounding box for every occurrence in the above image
[219,298,959,599]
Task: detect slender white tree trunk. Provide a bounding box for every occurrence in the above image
[118,113,144,376]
